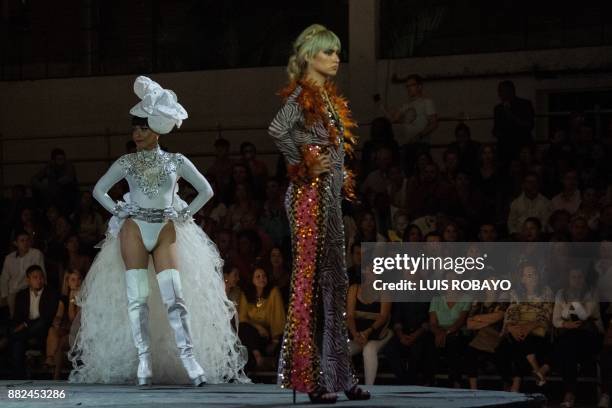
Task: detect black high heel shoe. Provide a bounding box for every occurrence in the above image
[344,385,370,400]
[299,386,337,404]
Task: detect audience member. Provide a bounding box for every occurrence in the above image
[492,80,535,165]
[45,269,81,380]
[347,272,392,385]
[1,231,46,318]
[238,266,285,371]
[552,267,604,407]
[9,265,58,379]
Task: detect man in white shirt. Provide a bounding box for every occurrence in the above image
[0,231,46,318]
[385,74,438,175]
[508,173,552,236]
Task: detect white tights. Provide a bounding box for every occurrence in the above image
[348,330,392,385]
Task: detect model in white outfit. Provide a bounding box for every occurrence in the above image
[69,76,248,386]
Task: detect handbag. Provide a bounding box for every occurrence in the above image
[469,326,501,353]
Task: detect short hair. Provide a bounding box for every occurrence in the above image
[26,264,43,277]
[455,122,471,137]
[14,230,30,240]
[498,80,516,94]
[240,142,256,154]
[51,148,66,160]
[214,138,230,149]
[405,74,424,85]
[523,217,542,230]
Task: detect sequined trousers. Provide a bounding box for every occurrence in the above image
[277,175,357,393]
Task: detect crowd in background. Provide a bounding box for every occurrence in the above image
[1,78,612,407]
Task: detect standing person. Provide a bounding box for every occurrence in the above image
[492,80,535,165]
[268,24,368,403]
[69,76,248,386]
[383,74,438,175]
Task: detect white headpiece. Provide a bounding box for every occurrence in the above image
[129,76,188,135]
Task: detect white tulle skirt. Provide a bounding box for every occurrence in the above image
[68,220,249,385]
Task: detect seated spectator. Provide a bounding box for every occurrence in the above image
[359,116,399,177]
[520,217,544,242]
[240,141,269,196]
[429,272,472,388]
[206,138,235,204]
[387,210,409,242]
[347,272,392,385]
[552,169,581,215]
[388,165,409,211]
[361,145,395,205]
[10,208,47,250]
[552,267,604,408]
[46,216,74,262]
[223,264,241,307]
[259,178,290,248]
[498,262,553,392]
[61,235,92,282]
[576,186,601,231]
[441,148,460,185]
[465,273,509,389]
[477,222,498,242]
[507,172,552,238]
[549,209,572,239]
[241,212,273,256]
[238,266,285,371]
[449,122,481,177]
[405,162,457,219]
[31,148,78,214]
[383,294,433,385]
[441,220,462,242]
[569,215,593,242]
[70,191,105,251]
[234,230,262,283]
[225,183,258,232]
[454,171,485,229]
[9,265,58,379]
[346,211,387,262]
[1,231,46,318]
[402,224,423,242]
[45,269,81,379]
[474,144,507,225]
[267,247,290,306]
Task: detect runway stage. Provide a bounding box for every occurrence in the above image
[0,381,546,408]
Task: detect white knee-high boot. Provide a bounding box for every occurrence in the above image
[157,269,206,386]
[125,268,152,386]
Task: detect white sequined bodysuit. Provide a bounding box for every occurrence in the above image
[93,145,212,251]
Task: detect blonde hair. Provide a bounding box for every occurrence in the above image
[62,269,82,296]
[287,24,341,82]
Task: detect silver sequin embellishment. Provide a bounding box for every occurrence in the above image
[119,146,184,199]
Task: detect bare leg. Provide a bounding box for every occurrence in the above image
[120,219,149,270]
[45,327,59,366]
[152,222,206,386]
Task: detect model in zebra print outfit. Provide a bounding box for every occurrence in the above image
[269,78,359,395]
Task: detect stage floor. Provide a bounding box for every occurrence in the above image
[0,381,546,407]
